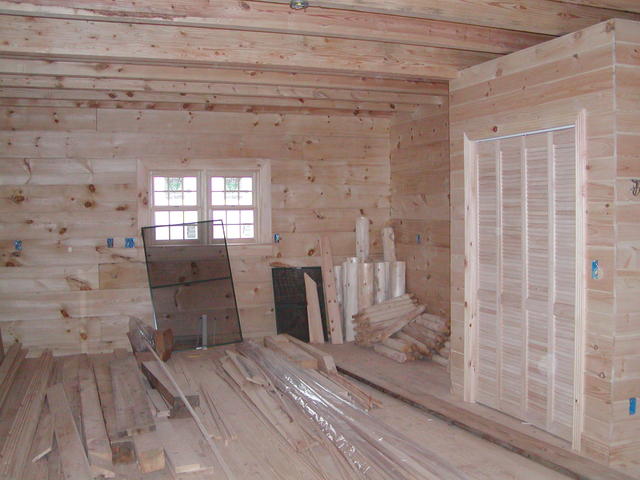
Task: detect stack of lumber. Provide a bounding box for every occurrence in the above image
[353,296,451,364]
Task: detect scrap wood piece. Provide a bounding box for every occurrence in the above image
[155,417,213,475]
[324,372,383,410]
[394,332,432,357]
[381,336,415,354]
[133,430,165,473]
[111,354,155,437]
[141,360,199,416]
[147,389,170,418]
[91,354,135,464]
[47,383,93,480]
[0,350,53,480]
[373,344,414,363]
[200,385,236,444]
[226,350,270,388]
[263,336,318,369]
[79,356,114,478]
[356,305,425,346]
[280,334,337,374]
[320,236,343,345]
[0,342,27,409]
[31,404,54,463]
[304,273,324,344]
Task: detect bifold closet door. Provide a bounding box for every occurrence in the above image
[475,128,576,441]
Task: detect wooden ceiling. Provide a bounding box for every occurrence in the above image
[0,0,637,116]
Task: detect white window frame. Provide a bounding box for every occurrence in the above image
[142,159,271,245]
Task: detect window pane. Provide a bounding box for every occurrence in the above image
[212,210,226,222]
[155,226,169,240]
[169,191,183,206]
[240,210,254,224]
[226,225,240,238]
[211,191,225,205]
[169,225,183,240]
[213,225,224,239]
[240,177,252,191]
[154,191,168,206]
[185,224,198,239]
[211,177,224,191]
[183,191,197,206]
[225,191,239,205]
[226,210,240,224]
[153,177,167,191]
[239,191,252,206]
[167,177,183,191]
[225,177,240,190]
[169,211,183,224]
[154,211,169,226]
[184,210,198,223]
[183,177,197,191]
[241,224,254,238]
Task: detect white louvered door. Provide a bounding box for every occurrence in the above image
[475,128,577,441]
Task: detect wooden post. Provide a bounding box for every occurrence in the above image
[320,236,343,345]
[355,216,369,261]
[389,261,406,298]
[357,262,375,312]
[303,273,324,344]
[382,227,396,262]
[342,257,359,342]
[374,262,390,304]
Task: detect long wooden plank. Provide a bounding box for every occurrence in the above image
[0,350,53,479]
[281,334,338,374]
[47,383,93,480]
[0,15,498,79]
[31,405,54,462]
[141,360,199,415]
[257,0,639,35]
[320,237,344,344]
[110,354,155,437]
[78,356,114,477]
[304,273,324,344]
[0,0,551,54]
[324,344,636,480]
[0,343,26,409]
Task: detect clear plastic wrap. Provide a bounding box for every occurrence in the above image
[237,340,467,480]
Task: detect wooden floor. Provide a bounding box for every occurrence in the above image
[319,343,637,480]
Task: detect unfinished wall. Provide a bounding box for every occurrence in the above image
[0,106,390,355]
[390,104,450,318]
[449,19,640,468]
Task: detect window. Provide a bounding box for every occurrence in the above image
[147,161,271,244]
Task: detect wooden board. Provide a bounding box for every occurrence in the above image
[303,273,324,344]
[263,336,319,369]
[320,236,343,344]
[133,431,165,473]
[47,383,93,480]
[141,360,199,416]
[110,355,155,437]
[0,343,26,409]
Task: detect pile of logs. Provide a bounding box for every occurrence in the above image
[353,295,451,364]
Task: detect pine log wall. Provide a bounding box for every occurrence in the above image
[449,19,640,468]
[0,107,390,355]
[390,104,450,319]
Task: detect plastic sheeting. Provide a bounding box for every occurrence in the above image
[237,341,468,480]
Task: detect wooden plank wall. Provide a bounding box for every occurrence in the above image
[389,103,450,319]
[0,107,390,355]
[449,19,640,467]
[610,20,640,471]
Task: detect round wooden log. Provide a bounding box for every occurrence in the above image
[357,262,375,312]
[342,257,359,342]
[389,261,406,298]
[355,216,369,261]
[374,261,390,304]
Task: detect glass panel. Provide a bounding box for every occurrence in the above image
[169,191,183,206]
[225,192,239,205]
[213,225,225,239]
[240,177,253,191]
[241,224,254,238]
[184,210,198,223]
[183,191,197,206]
[154,211,169,226]
[226,210,240,224]
[239,191,252,206]
[170,225,183,240]
[154,191,168,206]
[225,177,240,190]
[155,226,169,240]
[169,211,183,224]
[226,225,240,238]
[153,176,167,191]
[240,210,254,224]
[183,177,197,191]
[211,191,225,205]
[212,210,226,222]
[167,177,183,191]
[211,177,225,191]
